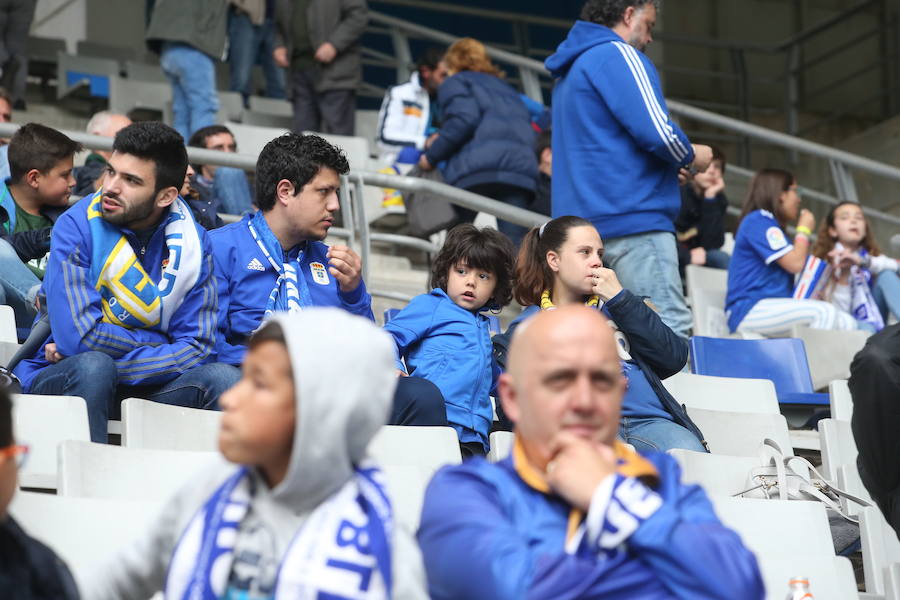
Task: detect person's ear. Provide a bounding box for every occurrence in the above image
[498,373,520,425]
[155,186,179,209]
[546,250,561,273]
[828,226,838,240]
[24,168,41,189]
[276,179,297,208]
[621,6,636,27]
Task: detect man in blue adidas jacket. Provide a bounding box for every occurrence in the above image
[14,122,237,443]
[546,0,712,339]
[209,133,373,367]
[418,306,764,600]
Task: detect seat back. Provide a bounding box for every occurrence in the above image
[56,51,119,99]
[58,440,218,501]
[818,418,857,482]
[123,60,167,83]
[829,379,853,422]
[225,121,290,157]
[684,265,729,337]
[241,110,293,129]
[0,304,16,343]
[248,95,293,116]
[790,325,870,390]
[860,505,900,595]
[121,397,221,451]
[668,449,761,496]
[662,372,779,414]
[488,431,514,462]
[109,75,171,114]
[13,394,90,489]
[686,407,793,456]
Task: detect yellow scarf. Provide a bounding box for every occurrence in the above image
[540,289,600,310]
[512,436,659,544]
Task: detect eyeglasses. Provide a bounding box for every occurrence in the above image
[0,444,29,469]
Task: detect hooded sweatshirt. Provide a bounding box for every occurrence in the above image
[83,308,428,600]
[545,21,694,240]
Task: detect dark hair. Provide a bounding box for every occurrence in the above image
[416,46,446,72]
[812,201,881,259]
[536,129,552,160]
[0,87,12,109]
[739,168,795,229]
[248,320,286,350]
[187,124,234,171]
[514,215,594,306]
[8,123,82,184]
[0,386,11,448]
[112,121,187,194]
[710,145,726,173]
[430,224,516,310]
[580,0,659,26]
[255,133,350,212]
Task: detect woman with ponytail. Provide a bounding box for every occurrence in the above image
[495,216,706,453]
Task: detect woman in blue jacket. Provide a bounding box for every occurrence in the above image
[418,38,538,246]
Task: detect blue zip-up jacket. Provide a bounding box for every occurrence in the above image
[383,288,499,450]
[418,451,764,600]
[14,195,218,391]
[546,21,694,239]
[209,214,374,366]
[425,71,538,193]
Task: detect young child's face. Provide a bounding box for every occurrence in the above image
[35,156,75,207]
[218,341,296,481]
[446,261,497,312]
[829,204,866,247]
[694,159,723,189]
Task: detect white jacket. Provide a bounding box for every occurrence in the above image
[376,73,433,164]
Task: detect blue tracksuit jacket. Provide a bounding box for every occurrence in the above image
[546,21,694,239]
[418,451,764,599]
[209,215,374,366]
[383,288,499,450]
[14,195,218,391]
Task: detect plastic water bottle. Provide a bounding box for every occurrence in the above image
[785,576,814,599]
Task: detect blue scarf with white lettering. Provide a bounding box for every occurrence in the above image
[248,211,313,318]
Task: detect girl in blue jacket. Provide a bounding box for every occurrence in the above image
[384,224,515,457]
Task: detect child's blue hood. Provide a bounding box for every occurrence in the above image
[545,21,624,78]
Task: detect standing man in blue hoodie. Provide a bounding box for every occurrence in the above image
[546,0,713,339]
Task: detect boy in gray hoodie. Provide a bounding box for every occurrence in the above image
[84,308,427,599]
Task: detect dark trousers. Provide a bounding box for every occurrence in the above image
[0,0,35,102]
[462,182,534,247]
[389,376,448,427]
[289,68,355,135]
[849,323,900,539]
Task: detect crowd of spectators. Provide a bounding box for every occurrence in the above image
[1,0,900,598]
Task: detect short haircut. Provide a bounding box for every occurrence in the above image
[8,123,82,184]
[708,144,727,173]
[249,320,286,350]
[112,121,188,194]
[580,0,660,27]
[255,133,349,212]
[0,386,11,447]
[187,124,235,171]
[430,223,517,309]
[416,46,446,71]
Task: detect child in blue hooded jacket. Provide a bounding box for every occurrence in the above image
[384,225,515,457]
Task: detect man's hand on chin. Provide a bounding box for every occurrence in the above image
[546,432,617,511]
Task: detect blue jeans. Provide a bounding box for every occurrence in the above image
[874,270,900,323]
[390,376,449,427]
[29,352,241,443]
[213,166,254,215]
[602,231,693,339]
[227,10,285,102]
[0,238,40,330]
[619,416,706,453]
[160,42,219,141]
[704,248,731,270]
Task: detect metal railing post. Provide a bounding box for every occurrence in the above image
[390,29,412,84]
[339,174,358,250]
[519,67,543,103]
[828,160,860,203]
[785,44,801,163]
[353,176,372,284]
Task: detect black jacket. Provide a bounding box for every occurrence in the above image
[0,201,65,264]
[675,185,728,251]
[850,323,900,539]
[493,289,706,445]
[0,517,80,600]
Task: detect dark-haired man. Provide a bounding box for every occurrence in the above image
[0,123,80,331]
[186,124,253,220]
[14,122,238,443]
[547,0,712,339]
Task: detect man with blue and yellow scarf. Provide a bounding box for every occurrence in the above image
[14,122,238,443]
[417,306,764,600]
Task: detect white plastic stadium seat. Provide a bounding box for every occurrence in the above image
[829,379,853,422]
[488,431,514,462]
[684,264,729,337]
[121,397,221,452]
[12,394,90,489]
[668,449,763,497]
[58,440,217,501]
[686,407,793,457]
[662,373,780,414]
[10,491,161,584]
[860,505,900,598]
[225,121,290,157]
[818,418,857,483]
[790,325,869,391]
[0,304,16,343]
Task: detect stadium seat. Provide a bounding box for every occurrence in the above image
[123,60,167,83]
[225,121,290,157]
[355,109,381,150]
[76,40,140,63]
[27,35,67,85]
[711,496,858,600]
[690,336,828,406]
[120,397,221,452]
[9,491,161,582]
[248,95,292,116]
[241,109,293,129]
[790,325,870,390]
[686,407,793,456]
[668,449,763,497]
[13,394,90,489]
[819,418,857,483]
[109,75,171,115]
[488,431,514,462]
[860,505,900,598]
[0,304,15,343]
[662,372,779,414]
[56,51,119,99]
[57,440,218,501]
[829,379,853,422]
[684,264,729,337]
